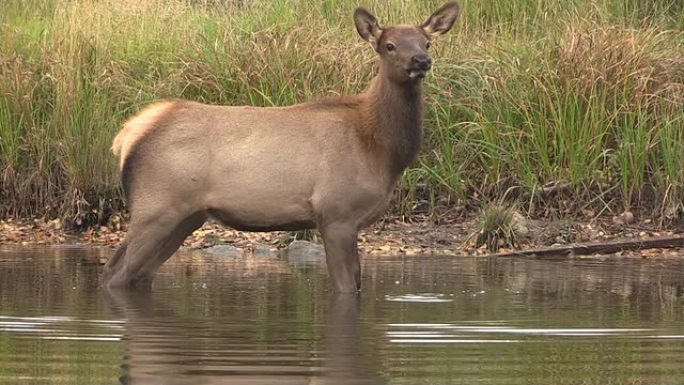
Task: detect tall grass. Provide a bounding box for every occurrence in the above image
[1,0,683,226]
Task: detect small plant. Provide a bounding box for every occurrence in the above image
[475,203,520,252]
[280,229,321,246]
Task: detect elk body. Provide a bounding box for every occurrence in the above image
[103,2,460,292]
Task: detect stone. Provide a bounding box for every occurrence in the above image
[253,245,278,257]
[285,240,325,266]
[203,245,243,258]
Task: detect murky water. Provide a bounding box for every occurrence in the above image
[1,245,683,384]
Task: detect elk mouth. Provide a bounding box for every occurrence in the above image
[407,69,428,79]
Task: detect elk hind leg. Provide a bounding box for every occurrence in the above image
[140,211,206,279]
[103,209,205,290]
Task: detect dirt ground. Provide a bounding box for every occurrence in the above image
[2,212,683,259]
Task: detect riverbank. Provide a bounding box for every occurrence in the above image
[2,214,682,259]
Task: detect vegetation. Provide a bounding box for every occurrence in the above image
[475,203,519,252]
[1,0,683,227]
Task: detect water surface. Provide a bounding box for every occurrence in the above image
[1,246,683,384]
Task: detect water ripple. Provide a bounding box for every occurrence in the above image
[387,322,657,344]
[384,293,454,303]
[0,315,124,342]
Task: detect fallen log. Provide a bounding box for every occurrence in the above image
[490,235,684,258]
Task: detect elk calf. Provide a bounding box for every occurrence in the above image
[103,2,461,292]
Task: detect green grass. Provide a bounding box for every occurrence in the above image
[475,203,519,252]
[1,0,683,226]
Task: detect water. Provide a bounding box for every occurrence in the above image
[1,245,683,384]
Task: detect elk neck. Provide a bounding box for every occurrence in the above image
[362,68,424,177]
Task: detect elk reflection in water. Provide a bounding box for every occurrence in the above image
[105,290,384,385]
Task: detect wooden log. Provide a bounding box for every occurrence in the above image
[490,235,684,258]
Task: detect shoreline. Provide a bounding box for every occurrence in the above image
[2,215,683,259]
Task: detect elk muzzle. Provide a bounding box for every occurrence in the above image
[408,54,432,79]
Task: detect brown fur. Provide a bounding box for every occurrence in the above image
[103,2,461,293]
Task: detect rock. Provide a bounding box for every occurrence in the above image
[253,245,278,257]
[539,219,578,245]
[285,240,325,266]
[512,211,529,238]
[203,245,243,258]
[613,211,635,226]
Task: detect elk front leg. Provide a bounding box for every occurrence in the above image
[320,223,361,293]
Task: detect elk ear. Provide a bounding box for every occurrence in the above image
[354,8,382,49]
[421,1,460,38]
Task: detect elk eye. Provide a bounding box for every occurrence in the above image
[426,42,431,49]
[386,43,395,52]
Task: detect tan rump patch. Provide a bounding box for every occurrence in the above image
[112,101,175,170]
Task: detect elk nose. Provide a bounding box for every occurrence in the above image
[411,54,432,70]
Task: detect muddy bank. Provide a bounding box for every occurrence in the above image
[2,213,683,259]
